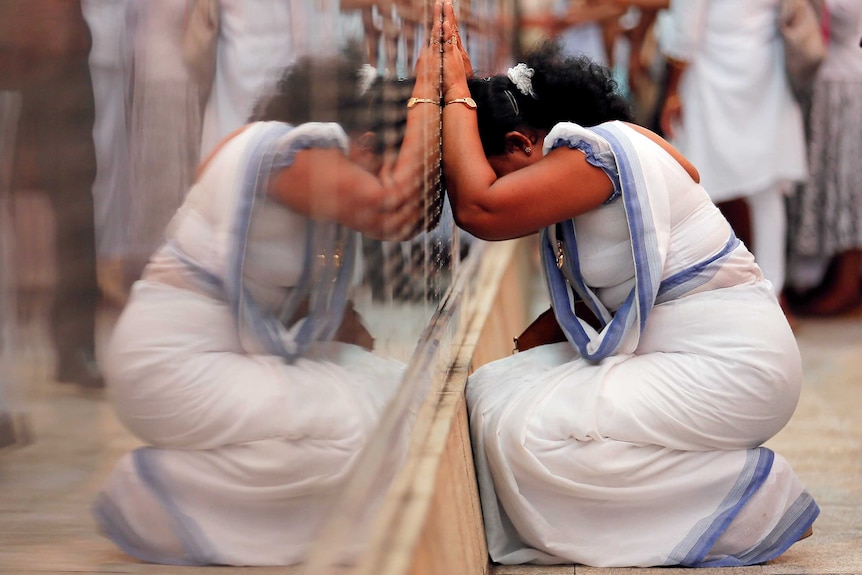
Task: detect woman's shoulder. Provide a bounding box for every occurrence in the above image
[194,124,257,181]
[543,121,638,172]
[543,121,608,157]
[226,121,349,148]
[544,121,700,184]
[621,123,700,183]
[545,120,633,148]
[277,121,350,151]
[195,121,351,181]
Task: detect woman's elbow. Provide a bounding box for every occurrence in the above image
[451,205,504,241]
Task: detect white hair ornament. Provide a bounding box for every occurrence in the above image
[357,64,378,97]
[507,63,536,98]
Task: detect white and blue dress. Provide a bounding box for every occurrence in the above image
[467,121,818,567]
[93,122,406,566]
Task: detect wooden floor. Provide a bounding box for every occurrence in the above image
[2,299,862,574]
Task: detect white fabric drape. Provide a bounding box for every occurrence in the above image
[94,122,407,565]
[468,122,818,567]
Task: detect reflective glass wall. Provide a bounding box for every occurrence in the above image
[0,0,515,571]
[297,0,519,568]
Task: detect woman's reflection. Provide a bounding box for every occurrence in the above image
[91,25,442,565]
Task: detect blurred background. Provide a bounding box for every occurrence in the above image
[3,0,858,572]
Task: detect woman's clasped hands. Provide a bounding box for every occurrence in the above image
[436,1,474,102]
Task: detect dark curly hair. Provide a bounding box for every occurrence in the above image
[250,43,414,154]
[467,40,633,156]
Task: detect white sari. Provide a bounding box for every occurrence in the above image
[93,122,406,566]
[468,122,818,567]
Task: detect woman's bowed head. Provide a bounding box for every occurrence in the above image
[244,13,446,242]
[438,0,699,242]
[436,0,657,241]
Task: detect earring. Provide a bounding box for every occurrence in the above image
[525,146,532,155]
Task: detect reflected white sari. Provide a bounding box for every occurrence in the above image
[93,122,406,566]
[468,122,818,567]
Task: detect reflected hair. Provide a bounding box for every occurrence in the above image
[467,40,634,156]
[250,43,414,154]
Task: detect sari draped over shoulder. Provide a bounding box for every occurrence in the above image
[468,121,818,567]
[93,122,406,566]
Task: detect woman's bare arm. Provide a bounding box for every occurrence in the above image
[439,2,612,241]
[442,125,614,240]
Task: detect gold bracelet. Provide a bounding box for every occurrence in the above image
[407,97,440,109]
[444,97,477,109]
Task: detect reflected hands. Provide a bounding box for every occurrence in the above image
[376,148,427,241]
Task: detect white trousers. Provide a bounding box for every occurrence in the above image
[746,182,790,296]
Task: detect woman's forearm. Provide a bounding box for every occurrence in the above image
[441,99,499,235]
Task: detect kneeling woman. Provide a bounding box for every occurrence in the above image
[437,3,817,568]
[92,35,443,566]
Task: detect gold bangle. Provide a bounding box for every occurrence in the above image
[444,97,477,109]
[407,97,440,109]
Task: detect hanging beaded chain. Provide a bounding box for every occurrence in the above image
[423,0,445,233]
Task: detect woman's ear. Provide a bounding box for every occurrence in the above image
[503,131,534,155]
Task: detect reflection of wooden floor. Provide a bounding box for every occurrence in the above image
[2,297,861,573]
[0,302,295,573]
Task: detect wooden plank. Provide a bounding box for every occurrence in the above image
[493,566,575,575]
[350,239,533,575]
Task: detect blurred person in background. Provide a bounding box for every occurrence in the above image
[82,0,133,306]
[786,0,862,316]
[197,0,326,160]
[616,0,669,125]
[521,1,670,127]
[1,92,24,448]
[659,0,808,321]
[86,0,209,304]
[521,0,625,67]
[125,0,204,289]
[0,0,103,389]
